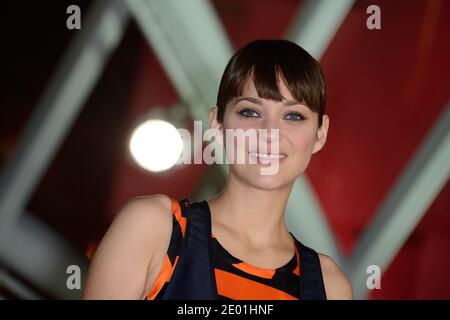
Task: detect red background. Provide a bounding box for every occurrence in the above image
[0,0,449,299]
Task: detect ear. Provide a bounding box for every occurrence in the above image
[209,106,223,132]
[208,106,225,147]
[312,114,329,154]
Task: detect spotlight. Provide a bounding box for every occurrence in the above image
[129,118,183,173]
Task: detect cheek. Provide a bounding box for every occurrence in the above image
[222,116,257,149]
[292,134,315,153]
[286,128,317,166]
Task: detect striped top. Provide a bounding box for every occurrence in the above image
[146,198,301,300]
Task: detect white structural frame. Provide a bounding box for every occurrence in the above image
[0,0,448,300]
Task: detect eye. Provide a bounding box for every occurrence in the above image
[238,108,260,118]
[284,112,306,121]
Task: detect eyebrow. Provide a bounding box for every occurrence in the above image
[234,96,307,107]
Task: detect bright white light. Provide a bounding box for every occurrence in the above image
[129,119,183,172]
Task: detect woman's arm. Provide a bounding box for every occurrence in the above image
[82,194,172,299]
[319,254,353,300]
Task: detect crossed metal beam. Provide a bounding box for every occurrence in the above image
[349,101,450,298]
[0,0,448,300]
[0,0,130,298]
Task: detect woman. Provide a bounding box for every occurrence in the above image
[83,39,352,300]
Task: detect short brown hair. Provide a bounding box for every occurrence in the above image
[216,39,326,128]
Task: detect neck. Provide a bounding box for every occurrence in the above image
[207,172,294,250]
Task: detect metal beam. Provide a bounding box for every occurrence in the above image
[0,268,42,300]
[0,0,129,233]
[0,213,88,299]
[349,101,450,299]
[127,0,232,125]
[287,0,355,59]
[127,0,231,188]
[0,0,129,299]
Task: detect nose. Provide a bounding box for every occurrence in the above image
[259,116,282,146]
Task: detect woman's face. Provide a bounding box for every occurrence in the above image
[210,77,329,191]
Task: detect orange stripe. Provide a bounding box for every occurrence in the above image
[147,197,185,300]
[293,244,300,276]
[233,240,301,278]
[232,262,275,279]
[293,264,300,276]
[214,269,298,300]
[147,255,179,300]
[171,198,187,237]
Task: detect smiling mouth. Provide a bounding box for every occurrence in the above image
[248,152,287,165]
[248,152,287,159]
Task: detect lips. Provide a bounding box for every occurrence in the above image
[248,148,288,158]
[248,152,286,159]
[248,151,287,165]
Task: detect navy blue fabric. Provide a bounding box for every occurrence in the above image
[294,236,327,300]
[162,199,218,299]
[162,199,326,300]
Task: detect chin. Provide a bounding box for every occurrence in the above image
[232,165,296,191]
[249,178,290,191]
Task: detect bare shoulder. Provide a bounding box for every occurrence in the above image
[82,194,173,299]
[105,193,173,243]
[318,253,353,300]
[118,194,173,225]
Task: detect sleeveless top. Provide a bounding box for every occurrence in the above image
[145,197,327,300]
